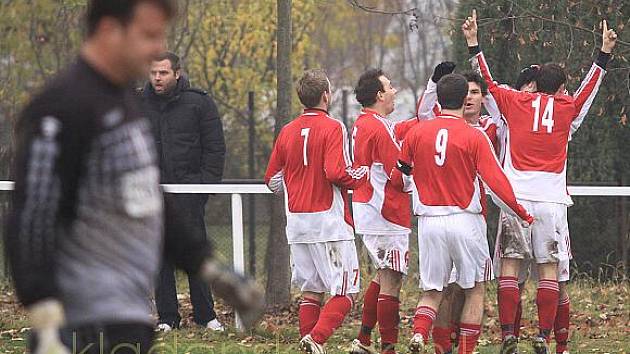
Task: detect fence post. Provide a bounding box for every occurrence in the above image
[231,193,245,330]
[248,91,256,277]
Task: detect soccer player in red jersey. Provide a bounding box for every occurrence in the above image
[265,69,369,354]
[348,69,411,354]
[398,74,533,354]
[412,65,504,354]
[463,9,617,354]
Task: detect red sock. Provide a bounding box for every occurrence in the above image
[514,299,523,338]
[536,279,559,340]
[457,323,481,354]
[299,297,321,337]
[432,326,453,354]
[449,321,459,346]
[554,296,570,353]
[377,294,400,347]
[413,306,436,341]
[357,281,380,345]
[498,276,519,338]
[310,295,353,344]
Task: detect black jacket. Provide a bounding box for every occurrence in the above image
[141,77,225,184]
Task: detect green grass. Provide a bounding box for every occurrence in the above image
[1,276,628,353]
[1,220,628,353]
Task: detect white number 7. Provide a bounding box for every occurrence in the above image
[531,96,554,133]
[301,128,310,166]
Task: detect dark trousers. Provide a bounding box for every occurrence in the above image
[156,194,217,327]
[31,323,154,354]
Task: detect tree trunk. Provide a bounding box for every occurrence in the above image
[264,0,292,309]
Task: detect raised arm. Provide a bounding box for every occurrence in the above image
[463,9,521,120]
[416,62,456,119]
[570,20,617,137]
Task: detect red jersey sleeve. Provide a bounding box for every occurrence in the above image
[471,51,522,120]
[473,131,533,223]
[570,62,606,134]
[264,130,286,195]
[398,129,416,169]
[376,127,402,178]
[324,122,369,189]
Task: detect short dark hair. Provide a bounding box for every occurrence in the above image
[87,0,176,36]
[437,74,469,110]
[515,65,540,90]
[355,69,385,108]
[297,69,330,109]
[535,63,567,94]
[461,71,488,96]
[155,52,181,72]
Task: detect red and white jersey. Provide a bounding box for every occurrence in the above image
[351,109,411,235]
[416,79,441,119]
[394,117,420,143]
[414,77,501,152]
[399,114,532,223]
[265,109,369,244]
[472,51,606,204]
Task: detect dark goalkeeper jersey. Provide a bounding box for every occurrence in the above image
[5,57,163,326]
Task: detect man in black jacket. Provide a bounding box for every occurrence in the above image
[142,52,226,332]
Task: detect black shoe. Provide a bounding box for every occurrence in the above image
[500,334,519,354]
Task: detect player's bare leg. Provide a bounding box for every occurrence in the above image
[410,290,444,353]
[457,282,485,354]
[498,258,522,354]
[449,285,465,350]
[554,282,570,353]
[531,263,559,354]
[432,285,464,354]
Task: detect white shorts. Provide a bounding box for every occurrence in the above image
[417,213,493,291]
[290,240,360,296]
[495,200,570,264]
[361,234,410,275]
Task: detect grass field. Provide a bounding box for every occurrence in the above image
[0,213,628,353]
[1,276,628,354]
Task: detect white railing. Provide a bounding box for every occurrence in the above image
[2,181,629,274]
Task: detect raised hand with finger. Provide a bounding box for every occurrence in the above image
[461,9,478,47]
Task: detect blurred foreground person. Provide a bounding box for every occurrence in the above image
[4,1,262,353]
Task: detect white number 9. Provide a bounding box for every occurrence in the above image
[434,128,448,166]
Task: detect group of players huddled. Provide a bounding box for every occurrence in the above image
[265,10,618,354]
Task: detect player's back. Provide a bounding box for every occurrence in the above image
[501,91,575,173]
[265,109,367,243]
[277,109,348,212]
[404,114,487,216]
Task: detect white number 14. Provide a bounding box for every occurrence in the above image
[531,96,554,133]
